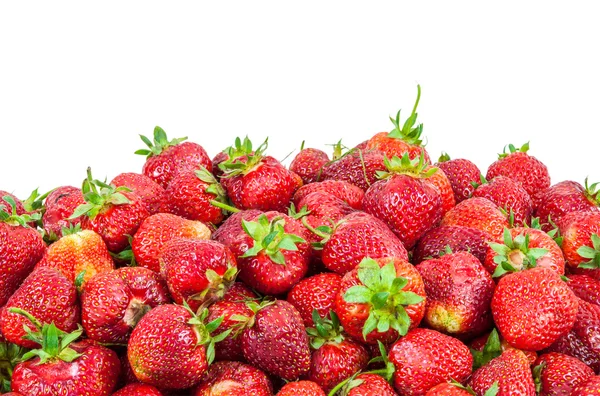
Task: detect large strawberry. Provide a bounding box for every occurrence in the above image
[211,209,263,247]
[41,186,85,239]
[473,175,533,226]
[567,274,600,305]
[293,179,364,210]
[331,373,398,396]
[110,172,166,215]
[193,360,273,395]
[135,126,212,188]
[289,143,330,185]
[558,211,600,271]
[436,153,481,204]
[320,146,386,191]
[287,273,342,327]
[333,257,426,345]
[468,348,535,396]
[413,225,492,264]
[533,352,594,396]
[440,197,509,242]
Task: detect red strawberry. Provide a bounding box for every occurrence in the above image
[0,267,79,348]
[336,373,398,396]
[320,147,386,191]
[533,352,594,395]
[436,153,481,204]
[415,251,495,337]
[363,154,443,249]
[334,257,426,345]
[287,273,342,327]
[468,349,535,396]
[132,212,211,272]
[486,142,550,198]
[293,180,364,210]
[425,382,474,396]
[193,361,273,396]
[289,144,330,185]
[207,299,255,362]
[161,239,237,312]
[558,211,600,271]
[469,328,538,369]
[388,328,473,395]
[492,267,578,351]
[572,376,600,395]
[81,267,171,344]
[440,197,509,242]
[112,383,163,395]
[413,225,492,264]
[136,126,212,188]
[473,175,533,226]
[211,209,263,247]
[41,186,85,239]
[110,172,166,215]
[427,166,456,215]
[0,191,26,216]
[566,274,600,306]
[277,380,325,396]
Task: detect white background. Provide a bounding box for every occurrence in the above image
[1,2,599,199]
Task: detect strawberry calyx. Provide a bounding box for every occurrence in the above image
[299,216,336,249]
[376,152,437,180]
[288,203,311,220]
[438,152,451,162]
[577,233,600,269]
[22,187,53,214]
[470,329,502,370]
[0,195,41,227]
[306,310,345,350]
[188,267,239,304]
[0,340,27,392]
[228,299,277,337]
[583,177,600,206]
[343,258,425,340]
[196,167,228,208]
[488,228,549,278]
[497,142,529,159]
[526,217,563,246]
[386,85,424,146]
[532,361,546,394]
[218,136,268,178]
[181,302,231,365]
[135,126,187,158]
[240,214,306,265]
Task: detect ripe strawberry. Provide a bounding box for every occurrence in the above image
[533,352,594,395]
[0,267,79,348]
[211,209,263,247]
[35,228,114,285]
[128,304,228,389]
[132,212,211,272]
[473,175,533,226]
[41,186,85,239]
[413,225,492,264]
[566,274,600,305]
[136,126,212,188]
[110,172,166,215]
[427,166,456,215]
[320,147,386,191]
[229,212,311,295]
[334,257,426,345]
[425,382,474,396]
[558,211,600,271]
[0,191,26,217]
[207,299,255,362]
[287,273,342,327]
[160,239,238,312]
[112,383,163,395]
[470,328,538,369]
[81,267,171,344]
[363,154,443,249]
[193,360,273,396]
[491,267,578,351]
[335,373,398,396]
[468,349,535,396]
[415,251,495,337]
[572,376,600,395]
[486,142,550,198]
[240,299,311,381]
[289,144,330,185]
[277,380,325,396]
[388,328,473,395]
[436,153,481,204]
[440,197,509,242]
[293,179,365,210]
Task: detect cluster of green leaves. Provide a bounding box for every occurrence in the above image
[241,215,306,265]
[498,142,529,159]
[183,303,231,365]
[306,310,345,350]
[69,167,131,220]
[0,196,41,227]
[387,84,424,146]
[218,136,268,178]
[488,228,548,278]
[376,152,437,180]
[135,126,187,158]
[578,233,600,269]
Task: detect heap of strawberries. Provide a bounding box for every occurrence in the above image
[2,86,600,396]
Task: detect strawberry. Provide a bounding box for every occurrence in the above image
[558,211,600,271]
[0,267,79,349]
[413,225,492,264]
[333,373,398,396]
[287,273,342,327]
[363,154,443,249]
[486,142,550,198]
[473,175,533,226]
[71,168,150,252]
[193,360,273,395]
[35,228,114,285]
[110,172,166,215]
[229,212,311,295]
[388,328,473,395]
[240,299,311,381]
[470,328,538,369]
[425,382,474,396]
[112,383,163,395]
[127,304,229,389]
[289,144,330,185]
[320,147,386,191]
[468,349,535,396]
[566,274,600,305]
[491,267,578,351]
[533,352,594,395]
[277,380,325,396]
[293,179,364,210]
[132,212,211,272]
[440,197,509,242]
[160,239,238,312]
[333,257,426,345]
[136,126,212,188]
[41,186,85,239]
[427,166,456,215]
[572,376,600,395]
[212,209,263,247]
[415,251,495,337]
[207,299,255,362]
[0,191,26,217]
[81,267,171,344]
[436,153,481,204]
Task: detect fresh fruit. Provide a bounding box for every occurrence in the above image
[473,175,533,226]
[425,382,474,395]
[41,185,85,239]
[331,373,398,396]
[110,172,166,215]
[289,145,330,185]
[572,376,600,395]
[426,165,456,215]
[211,209,263,247]
[566,274,600,305]
[112,383,163,395]
[468,348,535,396]
[277,380,325,396]
[206,297,255,362]
[440,197,509,242]
[193,360,273,396]
[533,352,594,396]
[287,273,342,327]
[293,179,364,210]
[412,225,492,264]
[320,147,386,191]
[558,211,600,270]
[436,153,481,204]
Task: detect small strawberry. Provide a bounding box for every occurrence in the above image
[293,179,364,210]
[440,197,509,242]
[110,172,166,215]
[533,352,594,395]
[112,383,163,395]
[558,211,600,271]
[320,147,386,191]
[436,153,481,204]
[0,191,27,216]
[572,376,600,395]
[425,382,476,395]
[193,360,273,396]
[211,209,264,247]
[289,143,331,185]
[413,225,492,264]
[468,349,535,396]
[277,380,325,396]
[287,273,343,327]
[135,126,212,188]
[332,373,398,396]
[41,186,85,239]
[473,175,533,226]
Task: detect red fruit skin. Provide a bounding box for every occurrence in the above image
[473,175,533,226]
[80,191,150,252]
[0,267,79,349]
[0,222,47,307]
[559,211,600,269]
[297,192,355,231]
[276,380,325,396]
[468,349,535,396]
[41,186,85,238]
[142,141,212,189]
[132,213,211,273]
[534,181,600,231]
[567,275,600,306]
[572,375,600,395]
[534,352,594,396]
[427,166,456,215]
[308,339,369,393]
[193,361,273,396]
[388,328,473,395]
[486,150,550,198]
[111,172,166,215]
[544,317,600,373]
[11,340,120,396]
[321,212,409,275]
[366,131,430,163]
[492,267,579,351]
[0,191,26,215]
[364,174,443,249]
[287,273,342,328]
[346,373,398,396]
[413,225,492,265]
[436,158,481,204]
[320,148,386,191]
[334,257,426,345]
[241,300,311,381]
[440,197,509,242]
[293,180,364,210]
[212,209,264,247]
[415,251,495,337]
[81,267,171,344]
[113,383,164,396]
[128,304,209,389]
[289,148,330,185]
[425,383,472,395]
[221,281,257,302]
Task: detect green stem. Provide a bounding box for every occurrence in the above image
[8,308,43,331]
[210,200,240,213]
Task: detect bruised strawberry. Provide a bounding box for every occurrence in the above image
[287,273,342,327]
[212,209,263,247]
[112,383,163,395]
[533,352,594,395]
[110,172,166,215]
[413,225,492,264]
[293,180,364,210]
[468,349,535,396]
[41,186,85,239]
[440,197,509,242]
[320,147,386,191]
[436,153,481,204]
[277,380,325,396]
[193,361,273,396]
[289,144,330,185]
[473,175,533,226]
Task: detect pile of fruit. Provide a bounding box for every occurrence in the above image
[2,87,600,395]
